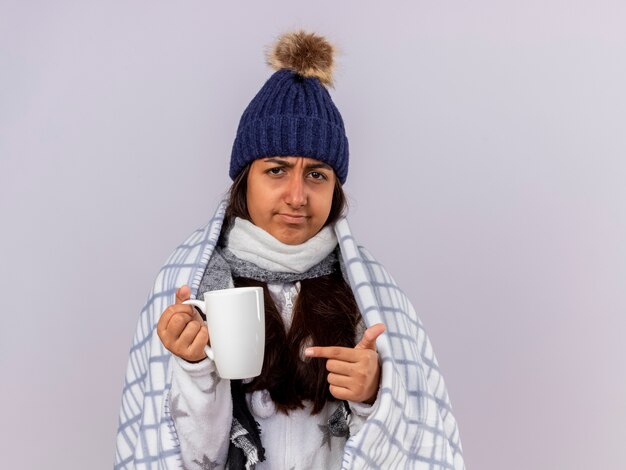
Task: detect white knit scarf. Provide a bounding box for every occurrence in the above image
[226,217,338,274]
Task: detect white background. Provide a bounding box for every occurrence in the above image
[1,1,625,468]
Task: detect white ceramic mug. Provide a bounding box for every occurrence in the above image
[183,286,265,379]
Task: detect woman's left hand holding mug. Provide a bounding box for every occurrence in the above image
[156,285,210,363]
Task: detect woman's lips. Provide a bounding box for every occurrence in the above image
[278,213,308,224]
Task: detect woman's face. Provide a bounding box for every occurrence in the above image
[246,156,336,245]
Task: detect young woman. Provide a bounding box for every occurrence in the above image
[114,31,465,470]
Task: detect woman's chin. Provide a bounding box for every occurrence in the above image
[276,234,308,246]
[271,227,311,245]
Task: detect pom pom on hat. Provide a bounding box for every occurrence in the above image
[266,30,336,87]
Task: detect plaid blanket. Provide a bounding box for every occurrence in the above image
[114,200,465,469]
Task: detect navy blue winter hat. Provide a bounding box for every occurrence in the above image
[229,30,349,184]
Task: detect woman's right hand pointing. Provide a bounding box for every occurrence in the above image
[157,285,210,363]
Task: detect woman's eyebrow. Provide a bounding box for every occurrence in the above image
[262,158,332,170]
[263,158,292,166]
[305,162,332,170]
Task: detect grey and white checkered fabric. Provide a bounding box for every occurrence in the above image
[114,200,465,469]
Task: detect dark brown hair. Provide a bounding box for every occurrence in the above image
[235,273,360,414]
[223,163,359,414]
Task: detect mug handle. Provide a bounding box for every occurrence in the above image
[182,299,214,361]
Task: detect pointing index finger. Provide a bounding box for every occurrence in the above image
[304,346,360,362]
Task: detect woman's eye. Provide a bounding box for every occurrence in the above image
[267,167,285,175]
[309,171,327,180]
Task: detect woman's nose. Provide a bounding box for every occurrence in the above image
[284,176,307,208]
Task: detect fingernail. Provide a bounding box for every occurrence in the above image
[304,348,313,357]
